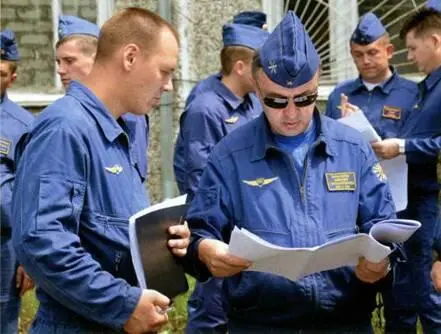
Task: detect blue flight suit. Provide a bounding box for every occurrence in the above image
[12,81,148,333]
[121,112,150,192]
[325,68,418,139]
[175,77,262,334]
[383,67,441,333]
[185,73,221,109]
[0,94,34,334]
[174,78,262,199]
[185,111,396,332]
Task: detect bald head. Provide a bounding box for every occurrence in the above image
[95,7,179,63]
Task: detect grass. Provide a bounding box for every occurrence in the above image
[19,277,423,334]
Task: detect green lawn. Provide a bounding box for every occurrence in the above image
[19,277,422,334]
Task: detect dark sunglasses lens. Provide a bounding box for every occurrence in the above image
[263,97,288,109]
[294,93,318,107]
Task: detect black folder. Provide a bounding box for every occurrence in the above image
[129,196,189,299]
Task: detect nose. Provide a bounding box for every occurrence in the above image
[57,62,65,76]
[362,54,370,65]
[407,51,413,62]
[163,77,173,92]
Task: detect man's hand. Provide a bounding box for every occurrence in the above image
[371,139,400,159]
[339,93,360,117]
[355,257,390,283]
[123,290,170,334]
[431,260,441,292]
[168,221,190,257]
[198,239,251,277]
[16,266,34,297]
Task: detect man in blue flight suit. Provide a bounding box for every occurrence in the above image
[184,11,267,109]
[184,11,395,333]
[372,6,441,333]
[325,12,418,140]
[0,29,35,334]
[175,22,269,333]
[56,15,152,191]
[12,8,190,333]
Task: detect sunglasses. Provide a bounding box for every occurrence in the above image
[262,91,318,109]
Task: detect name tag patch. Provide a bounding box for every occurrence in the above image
[0,138,11,155]
[382,106,401,120]
[325,172,356,191]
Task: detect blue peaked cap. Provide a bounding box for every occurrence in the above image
[351,13,386,45]
[259,11,320,88]
[427,0,441,12]
[1,29,20,61]
[223,23,269,50]
[58,15,100,40]
[233,11,267,28]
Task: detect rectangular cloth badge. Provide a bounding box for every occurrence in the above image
[325,172,357,192]
[382,106,401,120]
[0,138,11,155]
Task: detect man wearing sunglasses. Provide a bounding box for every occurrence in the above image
[184,11,396,333]
[174,22,269,334]
[325,13,417,140]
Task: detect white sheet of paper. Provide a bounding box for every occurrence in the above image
[229,219,420,282]
[338,110,381,143]
[379,156,408,212]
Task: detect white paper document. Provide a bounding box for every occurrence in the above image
[338,110,381,143]
[337,111,408,211]
[380,156,408,212]
[229,219,420,282]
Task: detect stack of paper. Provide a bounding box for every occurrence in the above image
[229,219,420,282]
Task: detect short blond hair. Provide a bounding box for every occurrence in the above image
[95,7,179,62]
[220,46,254,75]
[56,35,98,57]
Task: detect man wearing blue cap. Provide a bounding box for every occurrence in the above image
[372,6,441,332]
[0,29,35,334]
[183,11,267,109]
[56,15,152,190]
[326,13,418,140]
[184,11,395,333]
[12,8,190,333]
[175,22,269,334]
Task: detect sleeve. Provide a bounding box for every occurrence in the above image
[184,150,234,281]
[405,135,441,163]
[0,154,14,231]
[12,123,141,329]
[324,89,341,120]
[182,106,225,200]
[357,142,397,233]
[356,141,408,269]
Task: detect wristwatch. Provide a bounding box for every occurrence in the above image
[398,139,406,154]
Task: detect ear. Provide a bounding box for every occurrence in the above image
[122,43,140,72]
[10,72,17,85]
[234,60,246,76]
[431,33,441,51]
[385,43,395,59]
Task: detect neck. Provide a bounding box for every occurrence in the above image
[82,63,126,119]
[363,67,392,84]
[221,74,248,98]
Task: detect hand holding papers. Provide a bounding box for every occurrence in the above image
[129,195,189,299]
[228,219,421,282]
[338,108,382,143]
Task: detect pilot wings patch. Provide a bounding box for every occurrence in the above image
[242,177,279,188]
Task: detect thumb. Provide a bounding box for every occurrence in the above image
[16,266,24,288]
[147,290,170,309]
